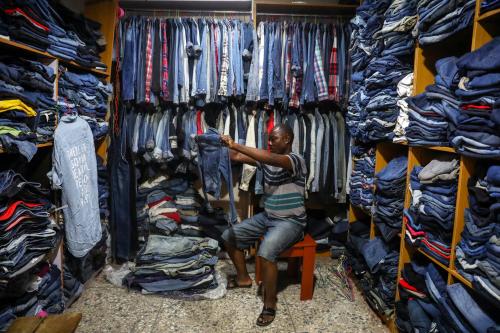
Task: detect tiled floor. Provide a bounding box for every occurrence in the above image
[68,257,388,333]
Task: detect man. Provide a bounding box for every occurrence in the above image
[220,124,307,327]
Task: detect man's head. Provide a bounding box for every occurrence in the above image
[268,124,294,154]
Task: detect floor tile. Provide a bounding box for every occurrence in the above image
[68,284,164,333]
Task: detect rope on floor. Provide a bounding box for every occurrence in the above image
[314,255,355,302]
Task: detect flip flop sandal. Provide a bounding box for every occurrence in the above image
[256,306,276,327]
[227,276,252,290]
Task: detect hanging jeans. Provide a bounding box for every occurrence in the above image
[196,128,238,224]
[110,104,138,261]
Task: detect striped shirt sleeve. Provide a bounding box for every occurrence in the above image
[288,153,307,178]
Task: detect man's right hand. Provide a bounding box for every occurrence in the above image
[220,135,235,149]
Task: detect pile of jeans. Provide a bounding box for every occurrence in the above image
[348,226,399,317]
[0,1,107,70]
[455,164,500,307]
[482,0,500,13]
[347,0,415,143]
[393,73,413,143]
[396,261,498,332]
[373,156,408,242]
[0,58,58,159]
[349,144,376,213]
[0,170,61,332]
[96,156,109,220]
[136,175,190,245]
[415,0,476,46]
[58,67,111,138]
[119,17,351,107]
[124,235,219,295]
[405,56,462,147]
[449,37,500,158]
[405,159,459,265]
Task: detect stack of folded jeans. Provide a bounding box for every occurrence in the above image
[124,235,220,295]
[0,58,57,159]
[349,232,399,316]
[96,156,110,220]
[455,164,500,306]
[393,73,413,143]
[347,0,415,143]
[405,159,459,265]
[373,156,408,242]
[349,144,376,213]
[0,1,107,70]
[415,0,476,46]
[481,0,500,13]
[374,0,418,58]
[58,67,111,138]
[449,38,500,158]
[397,261,498,332]
[35,109,57,143]
[0,171,61,332]
[406,56,462,147]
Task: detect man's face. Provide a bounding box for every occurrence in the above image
[268,128,289,154]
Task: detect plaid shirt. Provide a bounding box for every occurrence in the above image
[313,33,328,101]
[161,21,169,100]
[144,20,153,103]
[328,29,338,101]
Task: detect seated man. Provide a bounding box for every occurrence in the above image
[220,124,307,327]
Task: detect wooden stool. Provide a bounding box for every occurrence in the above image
[255,234,316,301]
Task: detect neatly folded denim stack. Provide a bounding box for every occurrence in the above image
[58,67,111,138]
[0,1,107,70]
[449,38,500,158]
[416,0,476,46]
[405,159,459,265]
[349,144,376,213]
[481,0,500,13]
[393,73,413,143]
[455,164,500,307]
[35,109,57,143]
[125,235,219,295]
[406,57,461,147]
[347,0,415,143]
[374,156,408,242]
[396,262,497,333]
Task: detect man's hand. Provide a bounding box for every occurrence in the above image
[220,135,235,148]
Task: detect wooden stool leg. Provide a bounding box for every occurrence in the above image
[300,247,315,301]
[255,255,262,284]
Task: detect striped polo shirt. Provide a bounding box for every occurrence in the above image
[258,152,307,226]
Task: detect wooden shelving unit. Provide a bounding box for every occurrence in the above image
[348,1,500,331]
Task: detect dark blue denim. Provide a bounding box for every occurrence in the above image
[196,128,238,224]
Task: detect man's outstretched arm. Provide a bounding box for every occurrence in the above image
[221,135,292,171]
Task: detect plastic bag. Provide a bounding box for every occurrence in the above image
[103,262,134,287]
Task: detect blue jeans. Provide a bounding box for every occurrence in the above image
[222,212,304,262]
[196,128,238,224]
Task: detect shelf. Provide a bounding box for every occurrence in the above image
[0,141,53,154]
[0,37,108,77]
[409,145,456,153]
[477,8,500,22]
[449,269,474,289]
[255,0,358,16]
[416,248,450,272]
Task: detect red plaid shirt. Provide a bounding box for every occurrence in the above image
[145,20,153,103]
[161,21,169,100]
[328,29,338,101]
